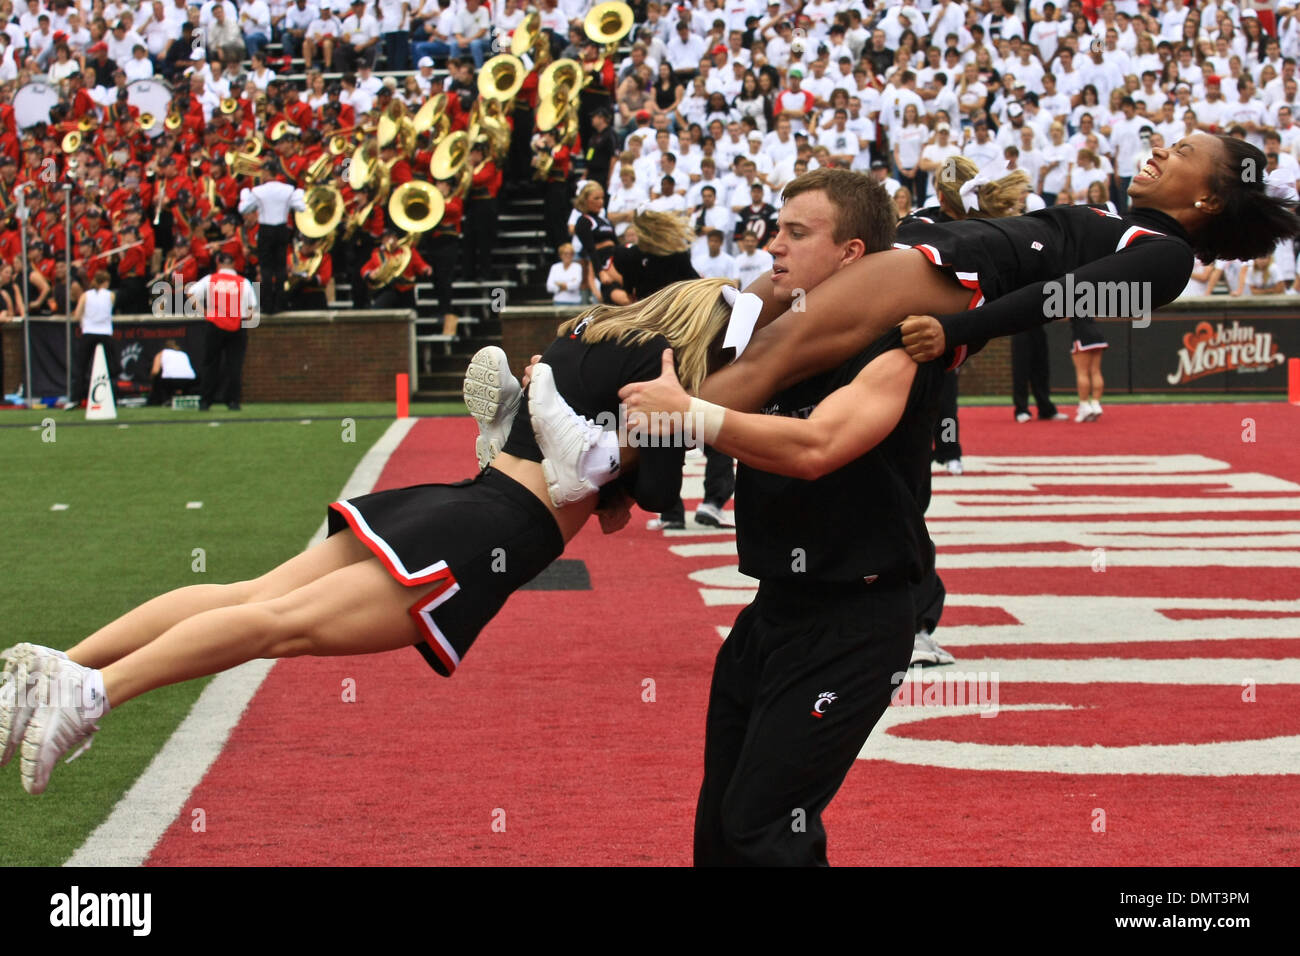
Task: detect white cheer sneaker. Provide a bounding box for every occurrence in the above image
[910,629,956,667]
[463,346,523,471]
[0,643,65,768]
[20,657,104,795]
[528,362,605,507]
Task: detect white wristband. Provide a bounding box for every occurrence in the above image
[688,397,725,446]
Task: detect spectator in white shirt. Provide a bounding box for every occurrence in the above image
[205,3,246,62]
[305,8,343,69]
[451,0,491,68]
[238,0,272,58]
[282,0,318,61]
[648,175,687,214]
[692,229,735,278]
[340,0,381,71]
[547,244,583,304]
[919,123,961,204]
[378,0,411,70]
[666,19,705,80]
[731,229,773,288]
[123,43,154,80]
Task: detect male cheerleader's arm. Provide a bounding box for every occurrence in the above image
[901,238,1194,362]
[618,347,916,482]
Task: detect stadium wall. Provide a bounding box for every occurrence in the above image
[3,310,415,402]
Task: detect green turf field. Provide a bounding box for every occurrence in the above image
[0,405,410,865]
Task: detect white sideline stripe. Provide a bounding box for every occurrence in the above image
[65,417,417,868]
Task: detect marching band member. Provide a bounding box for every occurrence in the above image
[361,227,431,309]
[285,235,333,310]
[462,139,499,280]
[424,176,462,325]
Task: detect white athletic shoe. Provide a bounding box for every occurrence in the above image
[529,362,604,507]
[463,346,522,471]
[1090,400,1103,421]
[0,643,65,768]
[1,644,40,768]
[694,502,735,528]
[910,629,956,667]
[1074,403,1092,423]
[945,458,964,475]
[1015,412,1031,423]
[19,658,104,795]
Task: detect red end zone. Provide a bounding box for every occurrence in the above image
[148,403,1300,866]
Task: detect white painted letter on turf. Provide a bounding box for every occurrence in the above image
[492,808,506,832]
[341,677,356,703]
[641,678,656,702]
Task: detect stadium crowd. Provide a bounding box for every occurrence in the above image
[0,0,1298,322]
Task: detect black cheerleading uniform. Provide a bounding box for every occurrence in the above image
[895,204,1194,360]
[611,246,699,300]
[695,328,951,867]
[327,325,684,679]
[574,211,617,267]
[1070,315,1109,352]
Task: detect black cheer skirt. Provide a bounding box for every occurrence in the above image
[327,467,564,677]
[1070,316,1109,353]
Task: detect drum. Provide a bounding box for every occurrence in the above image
[126,78,172,138]
[13,81,60,129]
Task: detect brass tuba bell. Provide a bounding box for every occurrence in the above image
[584,2,634,52]
[511,10,541,58]
[429,130,468,183]
[295,185,345,237]
[477,54,525,105]
[539,58,585,108]
[388,180,445,234]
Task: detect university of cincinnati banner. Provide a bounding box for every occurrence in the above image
[26,320,209,398]
[1046,312,1296,394]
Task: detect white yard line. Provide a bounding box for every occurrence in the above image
[65,417,417,867]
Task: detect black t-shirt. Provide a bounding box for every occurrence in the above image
[735,328,945,585]
[611,246,698,299]
[736,203,779,246]
[501,321,685,514]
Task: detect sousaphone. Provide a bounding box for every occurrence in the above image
[511,10,541,58]
[295,184,345,237]
[388,180,445,234]
[584,2,634,59]
[539,59,585,108]
[478,54,525,105]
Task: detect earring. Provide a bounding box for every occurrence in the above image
[1195,200,1204,208]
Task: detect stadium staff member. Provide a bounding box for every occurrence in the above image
[189,251,259,411]
[237,160,306,317]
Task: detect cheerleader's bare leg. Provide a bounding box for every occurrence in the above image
[1071,351,1091,403]
[698,249,973,412]
[99,550,437,708]
[65,531,375,670]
